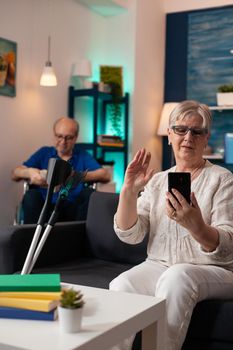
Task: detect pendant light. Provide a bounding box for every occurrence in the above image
[40,35,57,86]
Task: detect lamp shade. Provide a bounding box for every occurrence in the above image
[73,59,92,77]
[40,64,57,86]
[157,102,178,136]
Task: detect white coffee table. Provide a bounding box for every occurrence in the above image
[0,283,166,350]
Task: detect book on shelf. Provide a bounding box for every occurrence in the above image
[98,134,122,140]
[0,274,61,292]
[0,296,59,312]
[98,141,124,147]
[0,306,58,321]
[98,134,123,143]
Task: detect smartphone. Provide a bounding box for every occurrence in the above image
[168,172,191,204]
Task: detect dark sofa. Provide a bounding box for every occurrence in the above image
[0,191,233,350]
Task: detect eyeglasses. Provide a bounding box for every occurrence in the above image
[171,125,208,137]
[55,134,76,142]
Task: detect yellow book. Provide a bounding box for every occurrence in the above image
[98,141,124,147]
[0,297,59,312]
[0,292,61,300]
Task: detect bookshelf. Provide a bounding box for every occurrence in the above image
[162,106,233,171]
[204,106,233,171]
[68,86,130,191]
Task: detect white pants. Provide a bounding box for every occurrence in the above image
[109,260,233,350]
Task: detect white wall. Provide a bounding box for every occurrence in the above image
[0,0,106,224]
[0,0,143,225]
[164,0,233,13]
[133,0,165,170]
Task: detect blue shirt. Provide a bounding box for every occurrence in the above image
[23,146,101,203]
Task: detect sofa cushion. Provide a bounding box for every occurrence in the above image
[85,192,148,265]
[33,258,134,289]
[182,299,233,350]
[10,221,86,272]
[182,340,233,350]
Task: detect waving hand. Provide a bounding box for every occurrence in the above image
[123,148,155,194]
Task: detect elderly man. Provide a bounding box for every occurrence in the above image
[12,117,110,223]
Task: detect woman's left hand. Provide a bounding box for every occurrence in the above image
[166,189,219,251]
[166,190,205,233]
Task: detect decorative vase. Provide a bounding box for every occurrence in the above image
[216,92,233,106]
[58,306,83,333]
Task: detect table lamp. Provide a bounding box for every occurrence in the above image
[157,102,178,136]
[73,59,92,88]
[157,102,178,169]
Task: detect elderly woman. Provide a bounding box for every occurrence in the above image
[110,100,233,350]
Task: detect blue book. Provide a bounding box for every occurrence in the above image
[0,306,58,321]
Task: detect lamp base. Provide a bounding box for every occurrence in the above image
[78,77,92,89]
[83,80,93,89]
[162,136,175,170]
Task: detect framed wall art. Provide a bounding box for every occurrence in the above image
[0,37,17,97]
[100,65,123,97]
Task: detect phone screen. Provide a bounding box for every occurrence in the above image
[168,172,191,204]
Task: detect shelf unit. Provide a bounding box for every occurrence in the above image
[68,85,129,182]
[204,106,233,171]
[209,106,233,111]
[203,154,223,160]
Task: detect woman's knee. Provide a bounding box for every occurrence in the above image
[109,264,149,293]
[156,263,198,299]
[109,272,134,293]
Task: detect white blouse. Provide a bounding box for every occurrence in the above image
[114,161,233,271]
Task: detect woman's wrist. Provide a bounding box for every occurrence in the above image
[120,186,139,200]
[191,223,219,252]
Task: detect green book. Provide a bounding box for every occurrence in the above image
[0,274,61,292]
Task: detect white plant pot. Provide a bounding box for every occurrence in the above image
[58,306,83,333]
[216,92,233,106]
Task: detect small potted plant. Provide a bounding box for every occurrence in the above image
[217,84,233,106]
[58,288,84,333]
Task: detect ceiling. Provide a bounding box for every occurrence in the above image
[76,0,129,16]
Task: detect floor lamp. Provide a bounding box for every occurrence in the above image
[157,103,178,170]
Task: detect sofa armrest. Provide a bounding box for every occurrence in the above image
[86,192,148,264]
[0,221,87,274]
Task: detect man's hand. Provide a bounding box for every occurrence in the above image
[28,168,47,186]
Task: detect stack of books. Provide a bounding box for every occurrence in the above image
[0,274,61,321]
[97,134,124,147]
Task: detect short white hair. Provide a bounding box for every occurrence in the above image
[169,100,212,132]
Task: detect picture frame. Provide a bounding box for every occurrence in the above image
[0,37,17,97]
[100,65,123,97]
